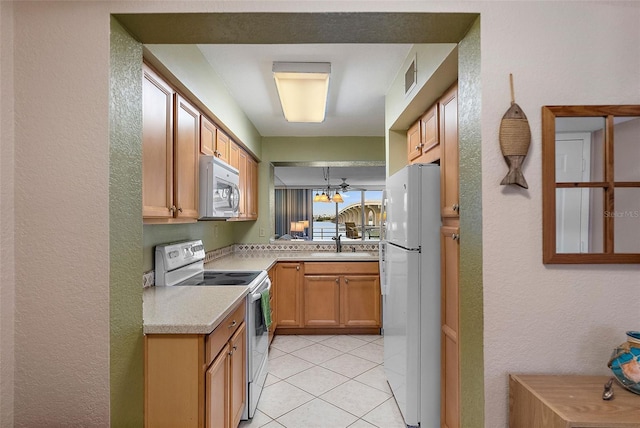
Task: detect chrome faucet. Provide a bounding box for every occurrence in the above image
[332,234,342,253]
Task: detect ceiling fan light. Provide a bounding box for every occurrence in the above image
[319,192,330,202]
[313,191,321,202]
[332,192,344,203]
[273,62,331,123]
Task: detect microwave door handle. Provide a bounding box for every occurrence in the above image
[232,184,240,211]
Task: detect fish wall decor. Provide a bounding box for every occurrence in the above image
[499,74,531,189]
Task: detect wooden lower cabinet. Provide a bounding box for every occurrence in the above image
[341,275,381,327]
[205,323,247,428]
[229,323,246,428]
[441,222,460,428]
[206,342,229,428]
[303,275,341,327]
[145,302,246,428]
[302,273,381,328]
[274,262,303,327]
[275,261,381,333]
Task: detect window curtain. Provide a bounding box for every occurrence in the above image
[274,189,312,238]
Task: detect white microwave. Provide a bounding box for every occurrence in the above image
[199,155,240,219]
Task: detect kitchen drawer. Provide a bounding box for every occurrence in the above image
[304,261,379,275]
[206,301,246,365]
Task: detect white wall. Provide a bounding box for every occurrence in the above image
[0,2,15,427]
[480,3,640,426]
[11,2,111,426]
[2,1,639,427]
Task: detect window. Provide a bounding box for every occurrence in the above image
[274,189,383,241]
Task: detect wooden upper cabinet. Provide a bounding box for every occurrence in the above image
[440,83,459,218]
[143,63,257,224]
[234,148,258,221]
[407,119,422,163]
[420,104,440,163]
[200,115,217,156]
[142,64,175,219]
[408,102,440,165]
[247,157,258,219]
[216,130,230,164]
[174,95,200,220]
[228,140,240,170]
[237,149,248,218]
[143,64,199,223]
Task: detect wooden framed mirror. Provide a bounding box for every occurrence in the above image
[542,105,640,264]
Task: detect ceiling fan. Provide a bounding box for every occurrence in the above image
[338,178,351,193]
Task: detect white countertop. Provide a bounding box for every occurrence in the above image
[144,251,379,335]
[143,285,248,334]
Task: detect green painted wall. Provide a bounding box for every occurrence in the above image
[109,17,144,426]
[262,136,385,162]
[457,18,484,428]
[143,223,235,272]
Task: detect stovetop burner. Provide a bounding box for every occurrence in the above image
[177,270,263,287]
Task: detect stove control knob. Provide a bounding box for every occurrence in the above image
[168,250,179,259]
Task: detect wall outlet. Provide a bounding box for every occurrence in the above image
[259,227,265,237]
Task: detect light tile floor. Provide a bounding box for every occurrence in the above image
[239,334,406,428]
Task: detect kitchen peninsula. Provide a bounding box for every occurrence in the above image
[143,246,381,427]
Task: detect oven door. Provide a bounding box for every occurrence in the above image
[248,278,270,380]
[245,277,270,419]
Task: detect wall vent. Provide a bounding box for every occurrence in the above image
[404,55,417,95]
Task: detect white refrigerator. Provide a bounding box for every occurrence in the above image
[380,163,440,428]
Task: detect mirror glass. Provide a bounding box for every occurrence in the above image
[555,187,603,254]
[542,105,640,263]
[555,117,605,183]
[614,116,640,182]
[614,187,640,253]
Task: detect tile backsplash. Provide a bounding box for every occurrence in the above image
[234,242,379,253]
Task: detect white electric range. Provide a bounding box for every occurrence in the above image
[154,240,270,421]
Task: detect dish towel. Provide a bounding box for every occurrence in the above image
[261,289,272,329]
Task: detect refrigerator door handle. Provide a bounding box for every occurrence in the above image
[380,190,388,242]
[379,242,388,296]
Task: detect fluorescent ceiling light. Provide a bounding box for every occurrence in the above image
[273,62,331,123]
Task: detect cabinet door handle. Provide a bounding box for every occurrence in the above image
[169,205,176,213]
[344,278,349,284]
[296,265,300,271]
[229,320,237,328]
[335,278,339,283]
[177,207,183,213]
[452,233,460,241]
[452,203,459,212]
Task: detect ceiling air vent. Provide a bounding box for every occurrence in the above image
[404,55,417,95]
